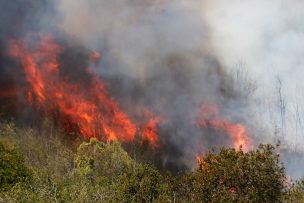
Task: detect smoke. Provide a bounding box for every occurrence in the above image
[0,1,60,119]
[1,0,304,178]
[57,0,248,168]
[56,0,304,178]
[202,0,304,179]
[203,0,304,85]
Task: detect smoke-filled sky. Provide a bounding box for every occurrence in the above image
[1,0,304,178]
[203,1,304,91]
[57,0,304,140]
[56,0,304,178]
[58,0,304,89]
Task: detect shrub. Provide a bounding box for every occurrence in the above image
[284,178,304,202]
[76,138,134,178]
[192,144,286,202]
[113,164,166,202]
[0,140,31,190]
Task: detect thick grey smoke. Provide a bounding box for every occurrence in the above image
[58,1,210,80]
[56,0,304,178]
[1,0,303,178]
[56,0,251,169]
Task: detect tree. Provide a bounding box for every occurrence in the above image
[0,121,292,202]
[0,140,31,190]
[284,178,304,202]
[113,164,167,202]
[192,144,286,202]
[76,138,134,178]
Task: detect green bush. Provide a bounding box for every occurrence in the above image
[76,138,134,178]
[0,121,296,202]
[191,144,286,203]
[113,164,167,202]
[0,140,31,190]
[284,178,304,202]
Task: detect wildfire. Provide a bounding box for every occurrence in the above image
[5,32,253,154]
[0,87,17,98]
[8,33,160,146]
[195,154,202,163]
[197,103,252,151]
[140,110,161,148]
[195,154,211,172]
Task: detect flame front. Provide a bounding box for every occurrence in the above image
[6,33,253,153]
[8,34,160,144]
[197,103,252,151]
[140,110,161,148]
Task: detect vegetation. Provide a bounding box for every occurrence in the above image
[284,178,304,202]
[191,145,286,202]
[0,140,30,191]
[0,121,301,202]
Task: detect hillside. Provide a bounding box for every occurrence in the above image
[0,120,302,202]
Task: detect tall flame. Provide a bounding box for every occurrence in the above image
[6,33,253,153]
[8,34,160,145]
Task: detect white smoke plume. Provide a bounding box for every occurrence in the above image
[202,0,304,179]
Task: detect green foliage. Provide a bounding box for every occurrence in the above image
[0,140,31,191]
[284,178,304,202]
[164,172,196,202]
[0,121,299,202]
[113,164,167,202]
[0,120,75,202]
[74,138,169,202]
[76,138,134,178]
[191,144,286,203]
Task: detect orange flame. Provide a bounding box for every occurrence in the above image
[140,110,162,148]
[195,153,211,172]
[8,34,160,145]
[197,103,252,151]
[195,154,202,163]
[89,51,101,62]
